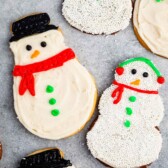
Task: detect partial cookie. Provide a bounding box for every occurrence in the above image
[0,142,2,160]
[133,0,168,58]
[10,13,97,140]
[87,57,165,167]
[62,0,133,35]
[18,148,75,168]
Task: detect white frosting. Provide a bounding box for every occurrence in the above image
[10,30,97,140]
[87,59,164,167]
[134,0,168,58]
[62,0,132,35]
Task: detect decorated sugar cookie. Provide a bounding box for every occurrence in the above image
[134,0,168,58]
[87,57,165,167]
[62,0,132,35]
[18,148,75,168]
[10,13,97,140]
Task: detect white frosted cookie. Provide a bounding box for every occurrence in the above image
[134,0,168,58]
[62,0,133,35]
[10,13,97,140]
[87,57,165,168]
[18,148,75,168]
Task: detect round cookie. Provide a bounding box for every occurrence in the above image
[18,148,75,168]
[62,0,133,35]
[87,57,165,168]
[10,13,97,140]
[133,0,168,58]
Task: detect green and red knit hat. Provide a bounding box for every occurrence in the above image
[115,57,165,84]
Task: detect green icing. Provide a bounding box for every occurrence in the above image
[129,96,136,102]
[119,57,161,77]
[156,0,164,2]
[49,98,56,105]
[124,120,131,128]
[126,107,133,115]
[46,85,54,93]
[51,109,60,116]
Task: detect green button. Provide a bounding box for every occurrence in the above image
[46,85,54,93]
[51,109,60,116]
[126,107,133,115]
[49,98,56,105]
[129,96,136,102]
[124,120,131,128]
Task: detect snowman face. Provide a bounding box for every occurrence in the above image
[115,61,161,90]
[10,30,66,65]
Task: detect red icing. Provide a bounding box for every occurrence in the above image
[116,67,124,75]
[13,48,75,96]
[111,80,158,104]
[111,85,124,104]
[157,77,165,84]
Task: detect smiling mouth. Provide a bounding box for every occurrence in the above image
[31,50,40,59]
[130,79,140,86]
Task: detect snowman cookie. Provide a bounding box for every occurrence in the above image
[18,148,75,168]
[134,0,168,58]
[62,0,133,35]
[87,57,165,168]
[10,13,97,140]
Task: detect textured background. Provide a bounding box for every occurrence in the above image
[0,0,168,168]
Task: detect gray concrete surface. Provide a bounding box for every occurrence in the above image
[0,0,168,167]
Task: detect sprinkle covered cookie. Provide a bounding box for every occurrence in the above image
[87,57,165,167]
[10,13,97,140]
[62,0,133,35]
[134,0,168,58]
[18,148,75,168]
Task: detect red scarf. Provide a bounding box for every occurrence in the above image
[111,80,158,104]
[13,48,75,96]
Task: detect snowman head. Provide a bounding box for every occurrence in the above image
[10,13,66,65]
[115,57,165,90]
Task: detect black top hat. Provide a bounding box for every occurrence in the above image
[10,13,58,42]
[18,149,72,168]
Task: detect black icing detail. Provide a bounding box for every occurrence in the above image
[41,41,47,47]
[26,45,32,51]
[18,149,72,168]
[143,72,148,77]
[10,13,58,42]
[131,69,137,75]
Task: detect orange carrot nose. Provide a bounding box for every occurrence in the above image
[31,50,40,59]
[130,79,140,86]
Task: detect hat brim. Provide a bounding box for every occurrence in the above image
[10,25,58,42]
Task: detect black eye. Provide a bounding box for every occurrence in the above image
[143,72,148,77]
[131,69,137,75]
[26,45,32,51]
[41,41,47,47]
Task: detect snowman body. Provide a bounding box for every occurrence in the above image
[87,58,165,168]
[10,29,97,140]
[14,59,96,140]
[88,86,163,167]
